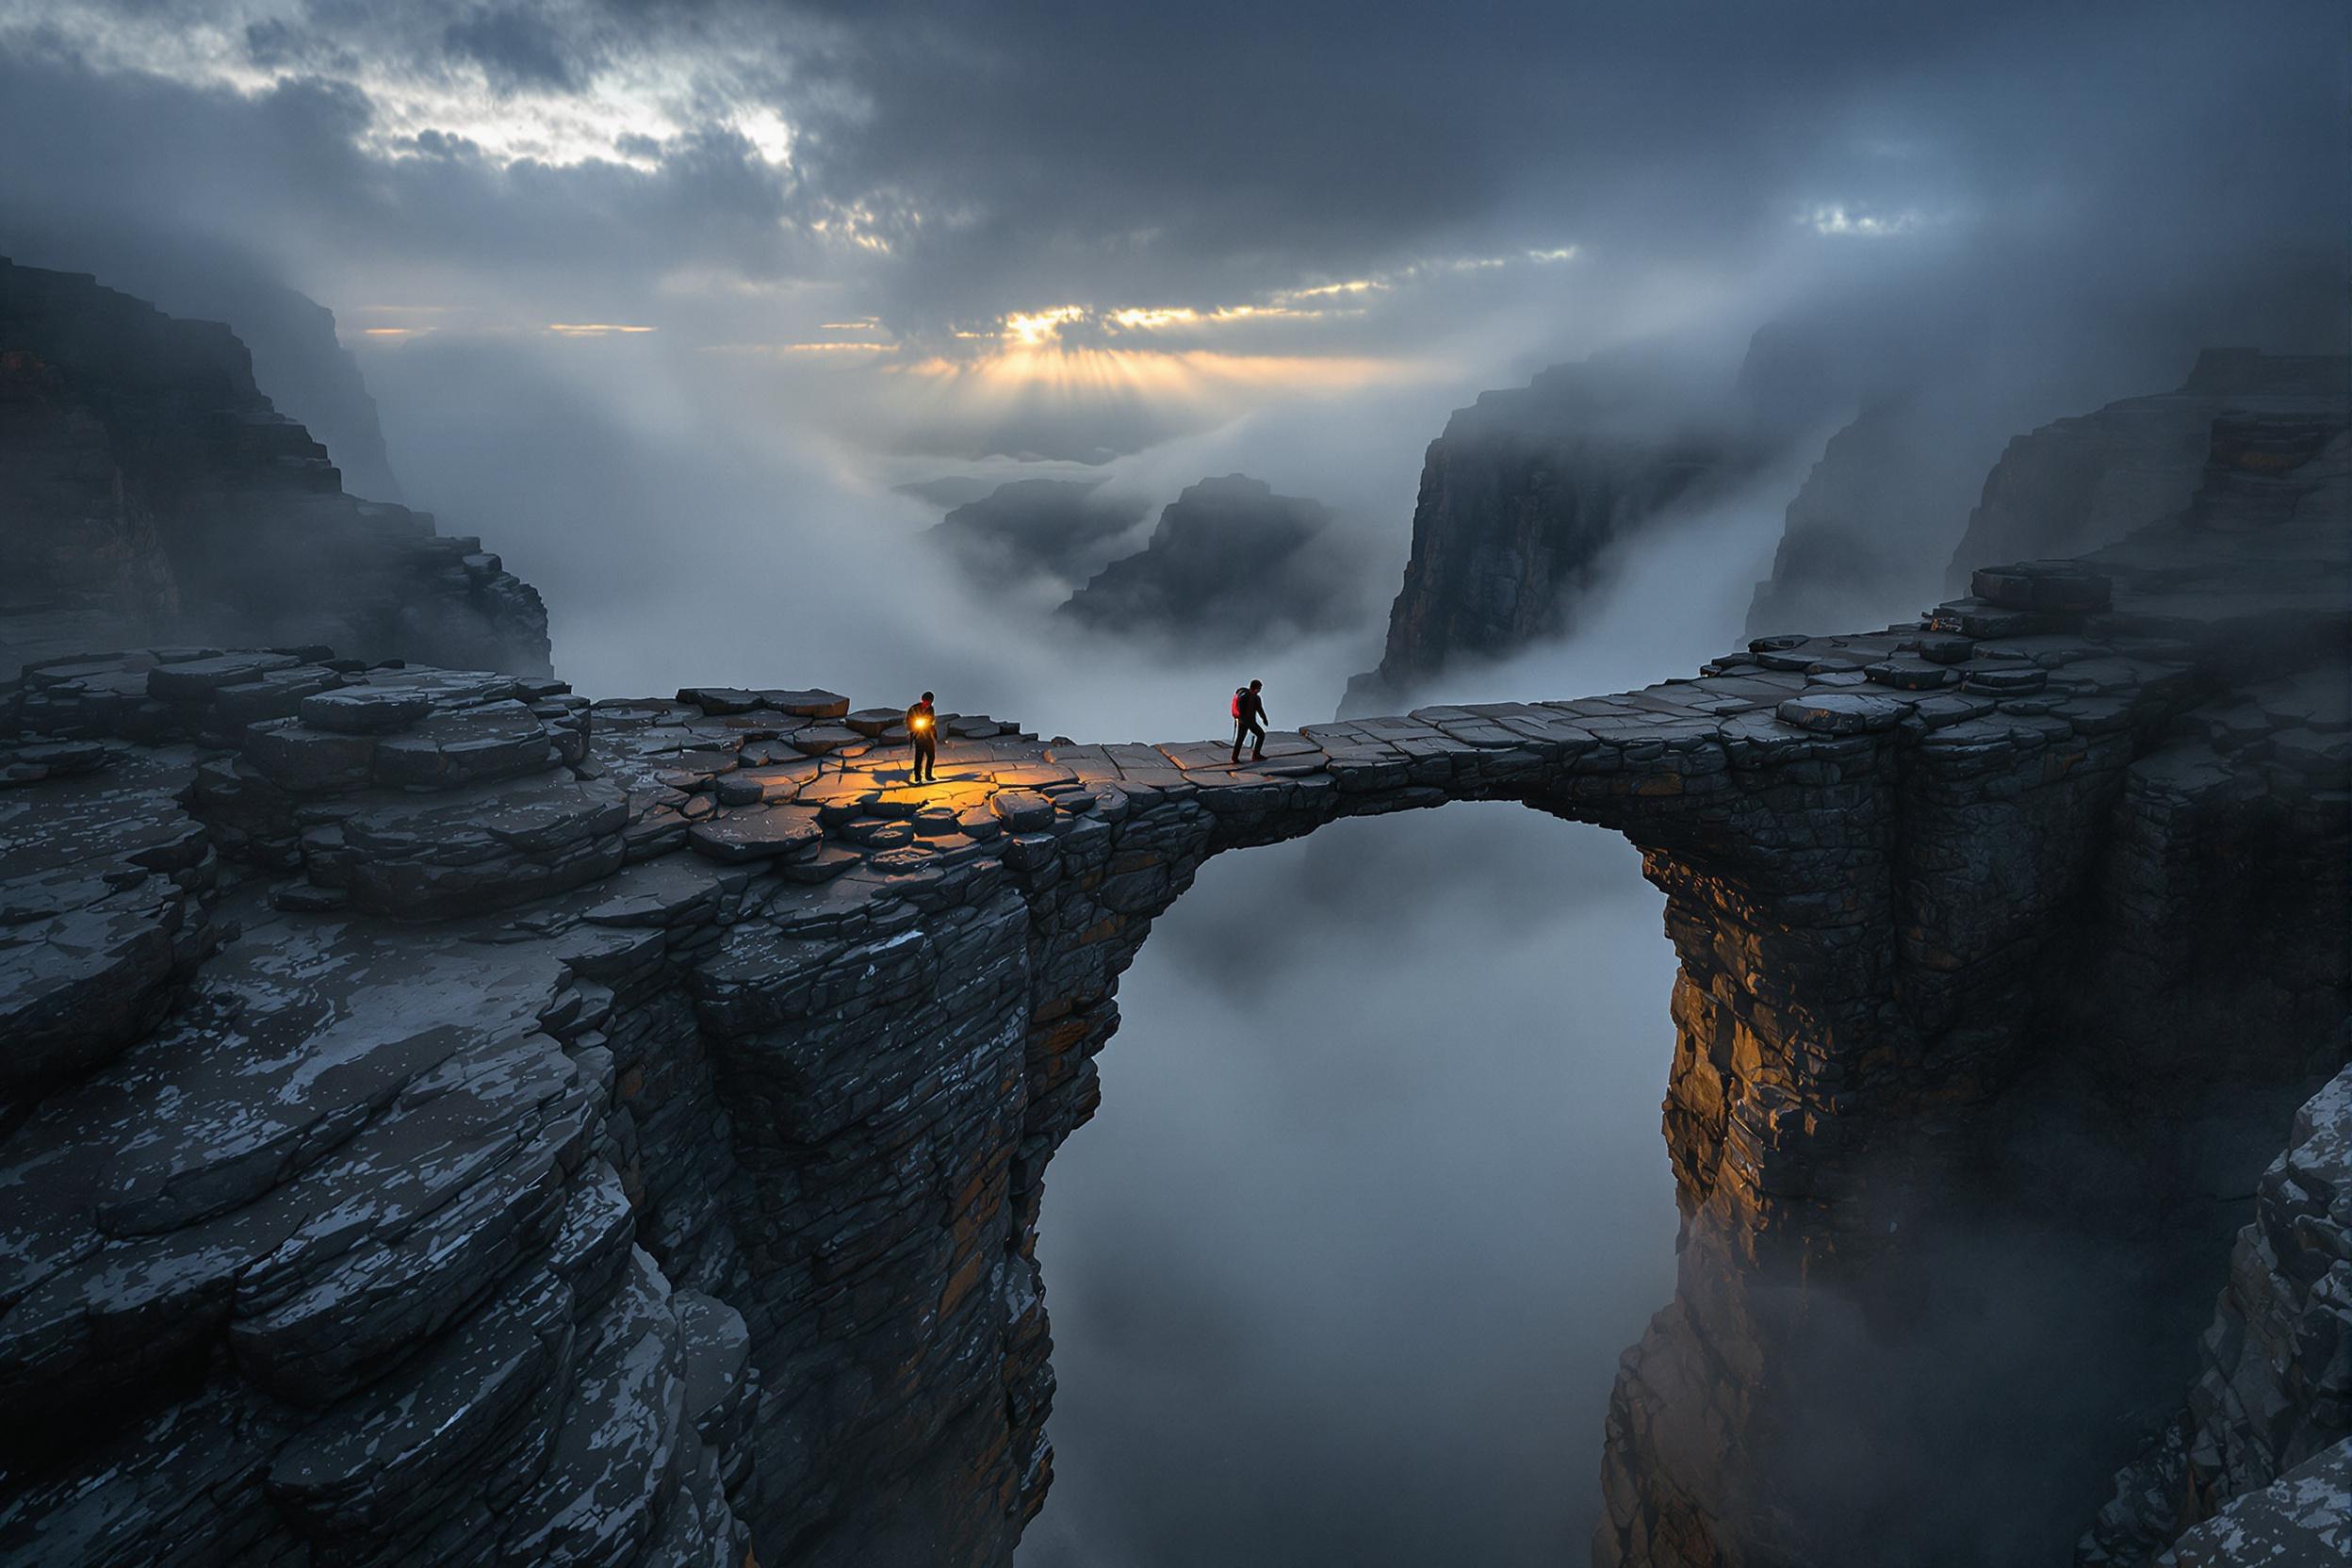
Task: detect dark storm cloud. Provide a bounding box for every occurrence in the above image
[768,0,2344,338]
[242,17,358,74]
[0,59,808,302]
[440,5,591,93]
[2,0,2341,355]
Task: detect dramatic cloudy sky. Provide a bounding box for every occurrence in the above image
[1,0,2339,476]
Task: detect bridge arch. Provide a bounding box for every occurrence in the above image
[1001,696,1919,1567]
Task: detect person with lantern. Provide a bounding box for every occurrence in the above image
[906,690,939,782]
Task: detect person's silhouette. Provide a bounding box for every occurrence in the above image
[1230,678,1266,765]
[906,691,938,782]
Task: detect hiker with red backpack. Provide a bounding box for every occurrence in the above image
[1230,678,1266,765]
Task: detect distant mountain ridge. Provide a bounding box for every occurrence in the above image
[1055,473,1362,650]
[924,477,1150,591]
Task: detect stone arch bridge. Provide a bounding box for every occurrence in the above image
[1,473,2345,1567]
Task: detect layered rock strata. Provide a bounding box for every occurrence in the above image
[3,226,406,500]
[1944,349,2346,591]
[0,257,548,680]
[0,418,2345,1565]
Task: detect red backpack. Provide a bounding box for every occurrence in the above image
[1231,687,1247,719]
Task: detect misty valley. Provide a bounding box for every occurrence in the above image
[0,5,2346,1567]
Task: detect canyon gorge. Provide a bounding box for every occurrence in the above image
[0,264,2346,1568]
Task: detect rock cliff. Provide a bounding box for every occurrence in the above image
[2155,1438,2351,1565]
[1342,344,1817,716]
[1,228,407,502]
[0,393,2344,1564]
[1743,388,2029,639]
[2081,1059,2352,1564]
[1944,350,2346,591]
[0,258,548,680]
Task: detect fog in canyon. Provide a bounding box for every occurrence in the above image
[1022,808,1676,1568]
[0,0,2341,1561]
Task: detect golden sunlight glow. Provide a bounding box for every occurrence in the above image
[897,343,1425,401]
[773,287,1446,413]
[1108,306,1200,330]
[546,322,659,336]
[1004,301,1338,346]
[685,236,1579,404]
[1004,305,1087,346]
[1283,279,1384,300]
[1104,304,1331,331]
[360,327,416,336]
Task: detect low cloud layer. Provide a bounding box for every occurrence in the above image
[1022,808,1680,1568]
